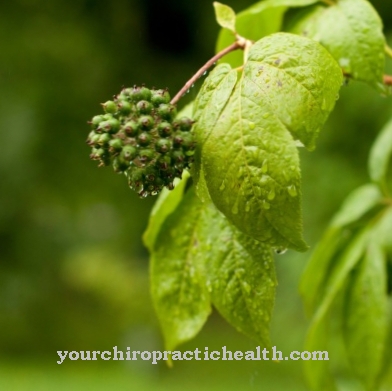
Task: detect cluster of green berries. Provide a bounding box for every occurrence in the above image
[86,86,195,197]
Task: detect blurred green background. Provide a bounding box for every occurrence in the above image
[0,0,391,390]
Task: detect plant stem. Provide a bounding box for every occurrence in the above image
[385,44,392,59]
[170,41,243,105]
[343,71,392,87]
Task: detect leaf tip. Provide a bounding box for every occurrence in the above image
[213,1,236,33]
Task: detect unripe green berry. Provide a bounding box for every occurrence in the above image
[88,85,195,197]
[151,89,170,106]
[90,147,107,160]
[121,145,137,161]
[138,115,154,130]
[97,133,111,146]
[117,100,132,115]
[124,121,139,137]
[130,86,152,102]
[109,138,123,152]
[155,138,171,153]
[144,168,158,182]
[128,168,146,192]
[157,155,171,170]
[157,122,172,137]
[175,117,194,131]
[86,131,100,146]
[91,115,105,129]
[139,148,155,163]
[173,133,183,148]
[113,156,129,173]
[171,150,185,163]
[157,103,177,121]
[136,100,153,114]
[137,132,151,146]
[99,118,120,134]
[102,100,117,114]
[180,132,196,151]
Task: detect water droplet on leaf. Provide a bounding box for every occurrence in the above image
[262,200,270,210]
[287,185,297,197]
[267,188,275,200]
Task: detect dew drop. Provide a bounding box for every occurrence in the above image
[287,185,297,197]
[267,188,275,200]
[274,247,287,255]
[232,203,239,214]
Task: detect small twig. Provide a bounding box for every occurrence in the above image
[384,74,392,86]
[385,44,392,59]
[170,41,244,105]
[343,70,392,87]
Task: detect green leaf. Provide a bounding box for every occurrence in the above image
[245,33,342,150]
[151,186,276,350]
[245,0,319,14]
[193,64,238,144]
[150,189,211,351]
[216,4,286,68]
[300,227,342,314]
[343,240,388,391]
[176,100,194,119]
[311,228,369,325]
[373,207,392,251]
[304,308,338,391]
[289,0,386,92]
[215,0,320,68]
[213,2,236,33]
[331,183,383,227]
[208,225,276,347]
[301,184,383,313]
[199,33,342,250]
[369,117,392,195]
[192,64,238,203]
[143,171,190,251]
[304,228,370,389]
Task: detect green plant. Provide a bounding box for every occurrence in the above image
[87,0,392,389]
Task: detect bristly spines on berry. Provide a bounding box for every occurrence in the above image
[86,86,196,197]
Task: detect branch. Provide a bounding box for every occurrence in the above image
[170,41,244,105]
[343,70,392,87]
[385,44,392,59]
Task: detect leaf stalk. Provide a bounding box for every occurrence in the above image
[171,40,245,105]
